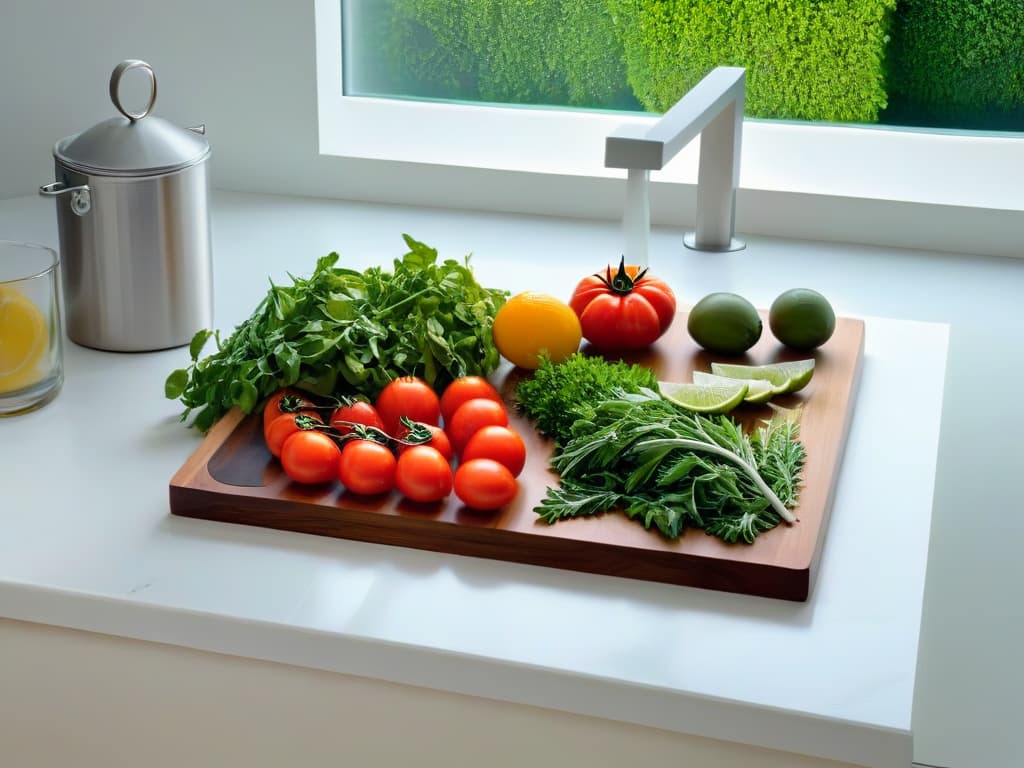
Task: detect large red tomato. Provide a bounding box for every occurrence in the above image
[569,257,676,349]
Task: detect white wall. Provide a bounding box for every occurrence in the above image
[0,0,328,198]
[0,0,631,218]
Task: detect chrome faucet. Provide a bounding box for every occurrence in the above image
[605,66,746,265]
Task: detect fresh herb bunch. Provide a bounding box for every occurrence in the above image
[535,391,805,544]
[165,235,507,431]
[515,353,658,440]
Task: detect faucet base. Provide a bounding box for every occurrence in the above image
[684,233,746,253]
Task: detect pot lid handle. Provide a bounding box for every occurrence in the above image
[109,59,157,122]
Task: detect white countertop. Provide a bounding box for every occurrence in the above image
[0,191,948,768]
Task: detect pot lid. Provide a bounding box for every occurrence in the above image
[54,60,209,177]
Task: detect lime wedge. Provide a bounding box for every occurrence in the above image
[710,359,815,394]
[659,380,748,414]
[693,371,775,404]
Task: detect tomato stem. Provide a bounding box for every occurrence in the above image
[271,389,436,451]
[293,414,323,431]
[313,416,438,450]
[394,415,434,446]
[597,256,648,295]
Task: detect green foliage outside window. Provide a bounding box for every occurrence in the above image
[607,0,896,122]
[389,0,633,108]
[387,0,478,100]
[377,0,1023,129]
[887,0,1024,126]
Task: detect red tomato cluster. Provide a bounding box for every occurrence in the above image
[260,376,526,511]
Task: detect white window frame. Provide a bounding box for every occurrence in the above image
[314,0,1023,257]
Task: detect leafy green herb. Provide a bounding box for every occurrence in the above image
[166,235,507,431]
[524,381,805,544]
[515,353,658,441]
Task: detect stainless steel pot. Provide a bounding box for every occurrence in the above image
[40,60,213,352]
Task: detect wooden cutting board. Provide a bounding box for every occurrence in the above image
[170,311,863,601]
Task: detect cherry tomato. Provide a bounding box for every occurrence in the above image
[439,376,502,425]
[461,425,527,477]
[395,445,453,503]
[265,410,323,458]
[454,459,518,511]
[330,399,385,436]
[569,257,676,349]
[262,388,314,434]
[280,430,341,484]
[338,440,397,496]
[447,398,509,455]
[375,376,441,436]
[397,422,453,462]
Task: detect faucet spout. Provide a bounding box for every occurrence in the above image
[605,66,746,262]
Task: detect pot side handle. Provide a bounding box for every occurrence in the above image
[39,181,92,216]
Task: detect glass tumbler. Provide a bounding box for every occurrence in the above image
[0,241,64,415]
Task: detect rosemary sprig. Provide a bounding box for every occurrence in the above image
[530,389,805,544]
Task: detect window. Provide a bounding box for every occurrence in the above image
[343,0,1023,132]
[315,0,1024,257]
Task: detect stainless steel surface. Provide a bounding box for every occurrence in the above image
[682,232,745,253]
[54,116,209,177]
[605,67,746,258]
[109,59,157,121]
[39,59,213,352]
[49,162,213,351]
[54,60,208,177]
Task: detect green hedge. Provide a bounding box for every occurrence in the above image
[389,0,633,108]
[888,0,1024,120]
[606,0,896,121]
[387,0,479,100]
[385,0,1021,128]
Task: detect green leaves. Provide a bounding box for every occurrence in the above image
[389,0,632,109]
[889,0,1024,120]
[520,358,806,544]
[189,329,213,361]
[535,482,624,524]
[608,0,895,122]
[515,353,658,440]
[166,236,508,431]
[164,368,188,400]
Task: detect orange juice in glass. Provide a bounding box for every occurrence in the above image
[0,241,63,415]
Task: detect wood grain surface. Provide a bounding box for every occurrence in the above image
[170,311,864,601]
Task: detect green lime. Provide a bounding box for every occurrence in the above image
[692,371,775,404]
[659,380,748,414]
[710,359,815,394]
[769,288,836,351]
[687,293,762,355]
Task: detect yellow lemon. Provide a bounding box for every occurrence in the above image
[0,285,48,391]
[492,292,581,370]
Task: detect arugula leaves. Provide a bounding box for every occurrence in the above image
[165,235,507,431]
